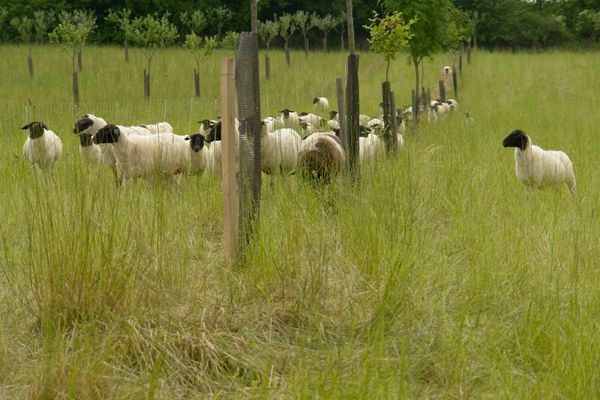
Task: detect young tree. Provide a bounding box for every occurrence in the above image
[33,10,56,44]
[337,11,347,50]
[386,0,451,120]
[49,14,95,106]
[57,10,96,71]
[179,10,207,35]
[278,13,296,65]
[258,19,279,50]
[221,31,240,50]
[106,9,134,61]
[129,13,178,98]
[314,14,339,51]
[212,6,233,46]
[294,10,316,57]
[183,34,216,97]
[10,16,35,77]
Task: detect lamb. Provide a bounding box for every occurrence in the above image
[93,124,187,186]
[262,127,302,175]
[502,129,576,195]
[184,134,208,175]
[313,96,329,113]
[22,121,62,171]
[298,132,345,183]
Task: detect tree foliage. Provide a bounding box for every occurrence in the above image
[129,13,178,69]
[184,33,216,71]
[258,19,279,49]
[106,8,134,44]
[179,10,206,36]
[10,15,34,44]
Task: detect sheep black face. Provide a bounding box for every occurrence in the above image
[503,130,529,150]
[205,121,222,143]
[21,121,48,139]
[312,97,320,105]
[329,111,338,119]
[73,116,94,134]
[79,133,94,147]
[359,126,371,137]
[280,109,293,118]
[198,119,212,131]
[93,124,120,144]
[185,134,206,152]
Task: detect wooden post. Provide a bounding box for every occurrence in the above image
[382,81,393,153]
[221,57,238,264]
[304,36,309,57]
[265,54,270,79]
[28,55,34,78]
[124,39,129,62]
[194,69,200,97]
[438,80,446,101]
[336,77,347,156]
[421,87,426,109]
[72,72,80,106]
[346,54,359,182]
[144,70,150,98]
[459,54,463,76]
[346,0,356,54]
[426,89,431,111]
[390,91,398,150]
[284,42,290,66]
[467,45,472,64]
[452,66,458,100]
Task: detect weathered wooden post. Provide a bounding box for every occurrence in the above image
[194,69,201,97]
[411,89,417,129]
[221,57,239,264]
[72,72,80,106]
[346,55,360,182]
[336,78,348,156]
[438,80,446,101]
[28,54,34,78]
[382,81,393,153]
[467,44,472,64]
[390,91,398,151]
[459,53,463,76]
[452,65,458,100]
[265,54,270,79]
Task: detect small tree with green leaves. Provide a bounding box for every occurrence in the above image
[365,11,414,82]
[179,10,207,36]
[314,14,339,51]
[294,10,316,57]
[10,16,35,77]
[278,13,296,65]
[33,10,55,44]
[365,10,414,149]
[258,19,279,50]
[57,10,96,71]
[49,14,95,106]
[106,9,134,61]
[129,13,178,98]
[184,34,216,97]
[337,11,347,50]
[221,31,240,50]
[212,6,233,46]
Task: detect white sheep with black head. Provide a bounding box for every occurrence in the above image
[22,121,62,171]
[502,129,576,195]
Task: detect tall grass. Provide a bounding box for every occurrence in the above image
[1,44,600,398]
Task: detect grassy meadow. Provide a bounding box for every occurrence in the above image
[1,44,600,398]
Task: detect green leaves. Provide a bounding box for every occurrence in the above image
[184,33,216,66]
[179,10,206,36]
[49,10,95,50]
[10,15,34,44]
[106,9,134,40]
[221,31,240,50]
[258,19,279,49]
[129,14,178,53]
[278,13,297,41]
[365,11,414,64]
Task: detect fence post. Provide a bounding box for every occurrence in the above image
[194,69,200,97]
[438,80,446,101]
[336,78,347,156]
[265,54,270,79]
[221,57,239,264]
[382,81,393,153]
[72,72,80,106]
[28,54,34,78]
[390,91,398,150]
[452,66,458,100]
[346,54,360,183]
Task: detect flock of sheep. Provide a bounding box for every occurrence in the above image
[20,64,576,194]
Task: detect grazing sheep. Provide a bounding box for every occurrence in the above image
[327,111,340,130]
[262,127,302,175]
[359,132,384,164]
[203,120,254,177]
[359,114,371,126]
[280,109,299,127]
[313,96,329,113]
[22,121,62,171]
[299,112,324,128]
[298,132,345,183]
[93,124,186,186]
[442,65,453,95]
[139,122,174,134]
[300,122,315,137]
[502,129,576,195]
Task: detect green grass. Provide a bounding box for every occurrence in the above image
[1,44,600,398]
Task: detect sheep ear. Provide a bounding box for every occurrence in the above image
[41,123,48,130]
[21,124,30,130]
[184,136,190,140]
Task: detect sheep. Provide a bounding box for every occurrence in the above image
[262,127,302,175]
[300,122,315,137]
[299,112,324,128]
[359,114,371,126]
[92,124,186,186]
[262,116,277,133]
[139,122,174,134]
[203,120,254,177]
[502,129,576,195]
[359,132,384,164]
[22,121,62,171]
[184,134,208,175]
[442,65,453,95]
[73,113,108,135]
[367,117,384,134]
[280,109,299,128]
[313,97,329,113]
[77,133,103,166]
[298,132,345,183]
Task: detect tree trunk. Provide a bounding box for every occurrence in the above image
[341,31,345,50]
[124,39,129,62]
[304,35,309,57]
[28,48,34,78]
[382,81,393,153]
[413,57,420,119]
[77,49,82,71]
[194,69,200,97]
[346,54,360,183]
[265,53,271,79]
[284,41,290,66]
[73,72,80,106]
[323,33,328,51]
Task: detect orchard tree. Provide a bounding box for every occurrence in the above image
[129,13,178,98]
[294,10,316,57]
[278,13,296,65]
[184,34,216,97]
[49,13,95,106]
[314,14,339,51]
[337,11,347,50]
[0,7,7,44]
[106,9,134,61]
[221,31,240,50]
[179,10,207,35]
[57,10,96,71]
[212,6,233,46]
[258,19,279,50]
[386,0,451,119]
[33,10,56,44]
[10,16,34,77]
